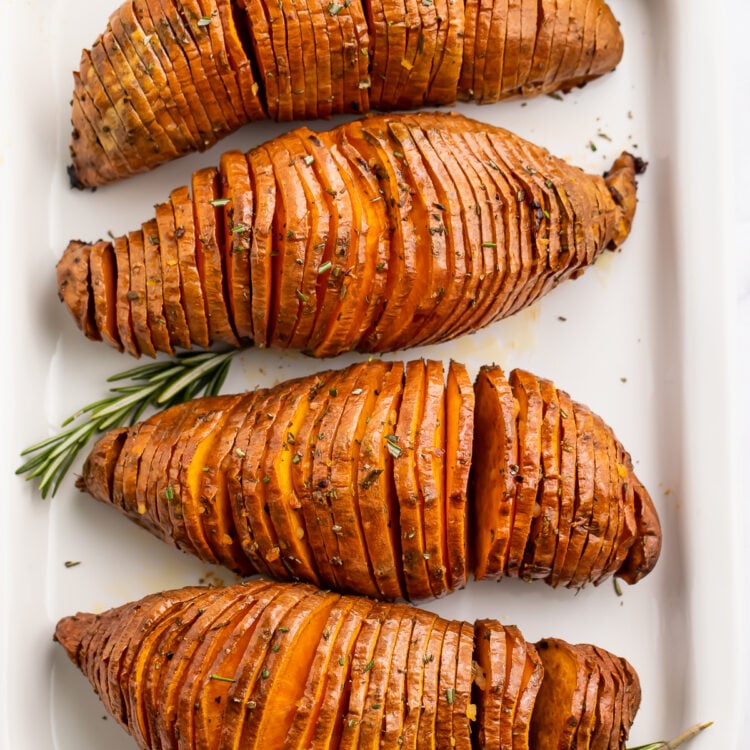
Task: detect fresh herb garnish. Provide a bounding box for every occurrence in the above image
[627,722,713,750]
[210,674,236,683]
[17,351,236,498]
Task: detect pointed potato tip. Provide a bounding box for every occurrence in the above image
[604,151,643,249]
[54,612,98,665]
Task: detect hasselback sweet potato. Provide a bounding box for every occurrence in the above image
[78,359,661,601]
[55,580,641,750]
[70,0,624,186]
[58,112,644,358]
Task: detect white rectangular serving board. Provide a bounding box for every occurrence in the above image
[0,0,743,747]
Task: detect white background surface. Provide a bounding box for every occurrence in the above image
[0,0,747,748]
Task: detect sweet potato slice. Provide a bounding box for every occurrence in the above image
[150,0,230,135]
[245,147,275,347]
[240,385,295,580]
[381,609,415,746]
[548,387,577,587]
[587,421,621,584]
[263,137,309,346]
[215,583,312,748]
[602,443,638,582]
[396,116,466,347]
[171,185,210,347]
[426,0,464,104]
[157,0,237,131]
[513,637,544,750]
[261,375,321,585]
[473,618,507,748]
[442,127,499,339]
[479,0,509,103]
[416,616,447,749]
[571,409,611,587]
[498,624,529,748]
[80,428,127,506]
[192,0,248,125]
[589,645,616,750]
[126,230,157,357]
[82,45,151,173]
[154,589,243,746]
[342,119,419,352]
[89,240,123,351]
[154,200,192,350]
[309,366,366,592]
[130,0,208,144]
[100,29,180,163]
[470,365,518,580]
[357,604,402,749]
[70,80,123,186]
[299,131,354,356]
[285,131,331,349]
[384,120,448,348]
[215,0,266,121]
[393,359,433,601]
[191,166,238,347]
[217,150,254,342]
[239,591,341,749]
[57,241,99,341]
[141,219,173,355]
[327,361,389,598]
[444,361,474,591]
[339,601,391,748]
[110,3,197,153]
[457,0,479,100]
[400,610,439,750]
[133,405,189,545]
[195,392,257,572]
[453,621,476,748]
[435,620,460,749]
[529,638,589,749]
[173,589,269,749]
[417,360,450,598]
[559,402,596,586]
[221,389,270,575]
[178,395,244,566]
[446,125,506,335]
[308,596,376,749]
[524,376,561,580]
[357,362,406,600]
[113,421,163,540]
[282,596,361,747]
[313,130,390,355]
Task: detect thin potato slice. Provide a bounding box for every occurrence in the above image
[171,185,210,348]
[471,365,518,580]
[89,240,123,351]
[191,166,238,347]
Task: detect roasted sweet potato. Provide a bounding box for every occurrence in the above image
[55,580,642,750]
[59,112,644,359]
[69,0,624,186]
[78,358,661,601]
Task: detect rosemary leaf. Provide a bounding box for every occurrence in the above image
[628,722,713,750]
[17,350,239,498]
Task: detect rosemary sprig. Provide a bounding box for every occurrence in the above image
[17,350,237,498]
[629,722,713,750]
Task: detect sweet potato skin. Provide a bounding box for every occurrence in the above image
[55,581,642,750]
[70,0,624,186]
[79,359,660,601]
[59,113,641,360]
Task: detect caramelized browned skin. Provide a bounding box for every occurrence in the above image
[69,0,624,186]
[54,581,641,750]
[59,112,642,358]
[78,359,660,601]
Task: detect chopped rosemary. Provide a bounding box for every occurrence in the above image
[210,198,231,207]
[210,674,236,683]
[16,350,237,498]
